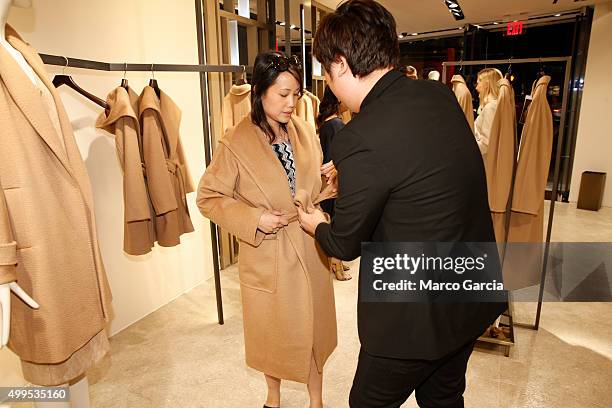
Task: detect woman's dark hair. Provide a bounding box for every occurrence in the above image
[316,87,341,131]
[313,0,399,77]
[250,51,303,143]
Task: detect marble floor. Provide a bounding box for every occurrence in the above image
[14,203,612,407]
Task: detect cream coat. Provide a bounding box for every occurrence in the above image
[0,26,112,374]
[197,116,337,383]
[97,86,155,255]
[509,76,553,241]
[486,78,517,242]
[451,75,475,131]
[504,76,553,290]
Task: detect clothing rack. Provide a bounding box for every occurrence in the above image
[442,57,573,354]
[40,6,245,326]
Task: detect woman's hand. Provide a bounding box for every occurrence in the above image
[258,210,289,234]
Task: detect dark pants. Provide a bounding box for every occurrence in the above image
[349,339,476,408]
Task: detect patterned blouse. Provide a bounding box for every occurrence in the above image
[271,141,296,197]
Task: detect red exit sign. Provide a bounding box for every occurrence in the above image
[507,21,524,36]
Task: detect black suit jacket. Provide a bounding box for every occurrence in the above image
[315,71,506,360]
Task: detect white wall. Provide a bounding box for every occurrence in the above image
[569,1,612,207]
[1,0,215,385]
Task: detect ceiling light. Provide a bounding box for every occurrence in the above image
[493,22,499,25]
[398,34,404,39]
[444,0,465,21]
[290,24,296,29]
[554,13,562,17]
[279,21,286,26]
[412,32,419,36]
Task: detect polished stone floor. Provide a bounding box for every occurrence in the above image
[18,203,612,407]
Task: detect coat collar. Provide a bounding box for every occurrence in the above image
[229,83,251,96]
[451,74,467,85]
[138,86,182,157]
[532,75,551,96]
[96,86,140,132]
[0,25,75,178]
[220,117,322,211]
[360,70,404,112]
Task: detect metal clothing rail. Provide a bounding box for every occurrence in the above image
[40,53,246,73]
[40,44,245,326]
[442,57,573,336]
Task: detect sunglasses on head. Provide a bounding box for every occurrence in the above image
[266,54,303,72]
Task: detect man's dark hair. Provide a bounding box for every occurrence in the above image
[313,0,400,77]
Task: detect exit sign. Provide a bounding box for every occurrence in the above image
[507,21,524,36]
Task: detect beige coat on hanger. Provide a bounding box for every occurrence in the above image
[97,86,155,255]
[0,25,112,385]
[221,83,251,138]
[504,75,553,290]
[486,78,517,243]
[138,86,192,247]
[451,74,475,131]
[295,91,316,130]
[197,116,337,383]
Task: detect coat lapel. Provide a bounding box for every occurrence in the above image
[222,118,295,210]
[2,26,75,179]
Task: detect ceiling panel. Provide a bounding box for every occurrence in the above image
[313,0,606,33]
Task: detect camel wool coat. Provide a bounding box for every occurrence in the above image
[96,86,155,255]
[0,26,112,383]
[451,74,475,131]
[139,86,195,247]
[504,76,553,290]
[197,116,337,383]
[485,78,517,242]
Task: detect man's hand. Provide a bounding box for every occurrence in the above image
[321,161,338,193]
[297,207,328,235]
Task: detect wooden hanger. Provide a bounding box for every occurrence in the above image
[52,57,108,109]
[149,63,161,97]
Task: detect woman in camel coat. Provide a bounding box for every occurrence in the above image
[197,51,337,408]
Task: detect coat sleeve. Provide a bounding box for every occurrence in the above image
[196,144,266,247]
[315,129,389,260]
[0,181,17,285]
[141,110,179,215]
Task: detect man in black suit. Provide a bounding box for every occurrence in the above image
[297,1,506,407]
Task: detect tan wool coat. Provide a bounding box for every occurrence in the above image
[0,26,112,382]
[451,74,475,131]
[96,86,155,255]
[139,86,195,247]
[197,116,337,383]
[485,78,517,243]
[504,76,553,290]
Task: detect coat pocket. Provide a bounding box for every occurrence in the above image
[238,237,278,293]
[2,187,33,250]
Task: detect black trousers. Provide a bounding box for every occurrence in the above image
[349,339,476,408]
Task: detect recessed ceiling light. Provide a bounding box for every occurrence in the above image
[279,21,286,26]
[290,24,296,29]
[412,32,419,36]
[554,13,562,17]
[493,22,499,25]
